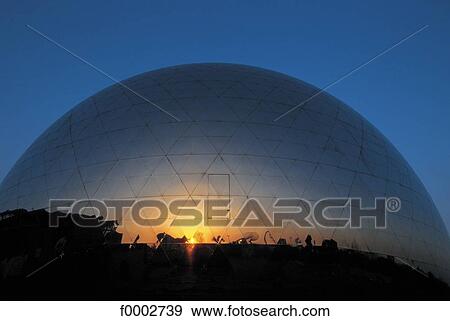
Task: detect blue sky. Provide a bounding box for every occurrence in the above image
[0,0,449,230]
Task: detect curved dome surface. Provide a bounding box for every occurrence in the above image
[0,63,448,280]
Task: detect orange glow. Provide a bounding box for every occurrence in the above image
[187,236,198,244]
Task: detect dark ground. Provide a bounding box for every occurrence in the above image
[0,209,449,300]
[2,243,450,300]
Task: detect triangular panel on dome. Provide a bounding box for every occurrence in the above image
[208,137,231,153]
[206,156,231,174]
[55,170,89,200]
[223,126,268,156]
[72,134,117,167]
[179,174,206,195]
[109,156,162,178]
[168,135,216,155]
[233,174,259,195]
[168,154,217,174]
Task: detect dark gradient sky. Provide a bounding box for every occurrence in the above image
[1,0,449,230]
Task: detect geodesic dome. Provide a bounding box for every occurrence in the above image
[0,63,448,281]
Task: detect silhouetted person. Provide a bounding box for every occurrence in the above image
[305,234,313,250]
